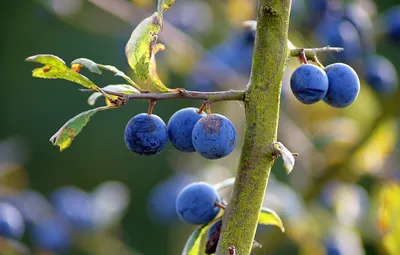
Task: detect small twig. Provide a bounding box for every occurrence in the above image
[290,46,344,60]
[215,201,226,210]
[228,246,236,255]
[299,50,308,64]
[80,89,245,103]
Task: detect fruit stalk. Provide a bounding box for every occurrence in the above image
[215,0,291,254]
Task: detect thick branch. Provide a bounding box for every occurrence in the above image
[216,0,291,254]
[80,89,245,103]
[290,46,344,59]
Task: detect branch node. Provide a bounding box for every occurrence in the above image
[268,142,296,175]
[261,5,278,16]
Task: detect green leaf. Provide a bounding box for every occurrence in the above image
[50,106,115,151]
[70,58,141,91]
[26,54,101,92]
[270,142,296,175]
[213,178,235,192]
[182,225,209,255]
[258,207,285,232]
[88,84,139,106]
[71,58,102,74]
[182,218,222,255]
[157,0,175,15]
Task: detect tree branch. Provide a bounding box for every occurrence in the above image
[80,89,245,103]
[215,0,291,254]
[290,46,344,59]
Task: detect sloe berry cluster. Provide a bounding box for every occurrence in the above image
[290,62,360,108]
[124,108,237,160]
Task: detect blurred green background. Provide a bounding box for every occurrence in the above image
[1,0,399,254]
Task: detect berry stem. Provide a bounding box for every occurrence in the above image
[312,56,325,69]
[206,102,212,115]
[299,50,308,64]
[215,201,226,210]
[147,100,157,115]
[197,102,207,114]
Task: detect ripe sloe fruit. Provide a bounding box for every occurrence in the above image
[0,202,25,240]
[192,114,236,159]
[383,6,400,42]
[167,108,206,152]
[290,64,329,104]
[323,63,360,108]
[50,186,93,230]
[176,182,221,225]
[364,55,398,94]
[124,113,168,155]
[31,216,72,253]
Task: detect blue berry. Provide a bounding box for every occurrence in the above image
[364,55,398,94]
[315,18,362,63]
[383,6,400,42]
[124,113,168,155]
[31,216,72,253]
[50,186,93,230]
[208,219,222,240]
[290,64,329,104]
[167,108,206,152]
[343,3,375,51]
[147,174,196,224]
[0,202,25,240]
[176,182,221,225]
[323,63,360,108]
[192,114,236,159]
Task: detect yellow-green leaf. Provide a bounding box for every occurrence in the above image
[26,54,101,91]
[258,207,285,232]
[378,182,400,255]
[71,58,102,74]
[88,84,139,106]
[70,57,142,91]
[157,0,175,15]
[182,224,209,255]
[50,106,114,151]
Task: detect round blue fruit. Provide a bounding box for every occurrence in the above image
[124,113,168,155]
[383,6,400,42]
[147,174,196,224]
[176,182,221,225]
[167,108,206,152]
[315,18,362,63]
[192,114,236,160]
[0,202,25,240]
[50,186,93,230]
[31,216,72,253]
[364,55,398,94]
[323,63,360,108]
[290,64,329,104]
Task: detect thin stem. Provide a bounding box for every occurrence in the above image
[206,102,212,115]
[299,50,308,64]
[312,56,325,69]
[197,102,207,114]
[80,89,245,103]
[215,201,226,210]
[290,46,344,60]
[147,100,157,115]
